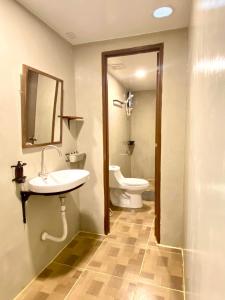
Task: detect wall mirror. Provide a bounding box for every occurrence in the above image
[21,65,63,148]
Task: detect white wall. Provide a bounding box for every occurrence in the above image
[0,1,79,299]
[108,73,131,177]
[184,1,225,299]
[131,90,156,180]
[74,28,188,246]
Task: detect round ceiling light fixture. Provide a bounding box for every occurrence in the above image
[153,6,173,18]
[135,69,147,78]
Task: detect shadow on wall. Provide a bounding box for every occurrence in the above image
[76,161,102,233]
[80,211,101,233]
[27,192,79,274]
[142,191,155,201]
[13,178,80,277]
[64,118,84,144]
[74,121,84,140]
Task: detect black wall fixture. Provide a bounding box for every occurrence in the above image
[11,161,27,183]
[127,140,135,146]
[11,161,84,223]
[20,185,84,224]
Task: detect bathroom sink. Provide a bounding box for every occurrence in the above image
[28,169,90,194]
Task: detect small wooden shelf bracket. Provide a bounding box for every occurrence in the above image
[58,115,84,129]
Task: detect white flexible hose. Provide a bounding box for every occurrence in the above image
[41,197,68,242]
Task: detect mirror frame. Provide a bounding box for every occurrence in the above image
[21,65,63,148]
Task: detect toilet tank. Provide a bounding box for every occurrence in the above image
[109,165,124,188]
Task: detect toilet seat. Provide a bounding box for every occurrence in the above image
[122,178,149,186]
[120,178,149,190]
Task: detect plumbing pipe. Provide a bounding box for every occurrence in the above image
[41,196,68,242]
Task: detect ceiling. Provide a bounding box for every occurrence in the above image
[17,0,190,45]
[108,52,157,91]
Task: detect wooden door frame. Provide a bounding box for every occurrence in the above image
[102,43,164,243]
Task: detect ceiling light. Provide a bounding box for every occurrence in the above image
[153,6,173,18]
[135,70,146,78]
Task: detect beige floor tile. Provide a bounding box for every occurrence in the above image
[110,204,131,212]
[15,197,186,300]
[67,270,136,300]
[107,222,151,247]
[87,241,145,280]
[111,201,154,213]
[115,201,155,226]
[118,205,155,226]
[134,282,184,300]
[140,246,183,291]
[143,200,155,209]
[110,210,122,228]
[17,262,83,300]
[148,227,157,246]
[54,235,102,268]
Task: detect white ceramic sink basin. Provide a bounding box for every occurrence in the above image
[28,169,90,194]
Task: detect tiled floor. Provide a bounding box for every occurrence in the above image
[16,201,184,300]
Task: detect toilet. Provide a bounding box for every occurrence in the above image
[109,165,149,208]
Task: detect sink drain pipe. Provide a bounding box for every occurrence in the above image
[41,195,68,242]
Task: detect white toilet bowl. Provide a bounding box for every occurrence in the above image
[109,165,149,208]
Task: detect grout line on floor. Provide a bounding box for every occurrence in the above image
[104,238,150,249]
[81,268,185,294]
[150,244,183,255]
[137,279,185,294]
[85,237,107,269]
[110,210,122,221]
[51,261,86,269]
[109,218,119,231]
[157,243,183,252]
[113,220,155,227]
[64,268,85,300]
[90,239,147,249]
[81,268,133,280]
[110,220,152,229]
[78,230,106,237]
[139,220,152,278]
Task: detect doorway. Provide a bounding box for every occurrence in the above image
[102,44,163,243]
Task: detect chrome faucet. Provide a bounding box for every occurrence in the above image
[39,145,62,178]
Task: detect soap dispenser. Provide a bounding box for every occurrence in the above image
[11,161,27,183]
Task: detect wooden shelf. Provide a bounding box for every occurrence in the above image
[58,115,84,128]
[58,115,83,120]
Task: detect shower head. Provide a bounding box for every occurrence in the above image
[126,91,135,116]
